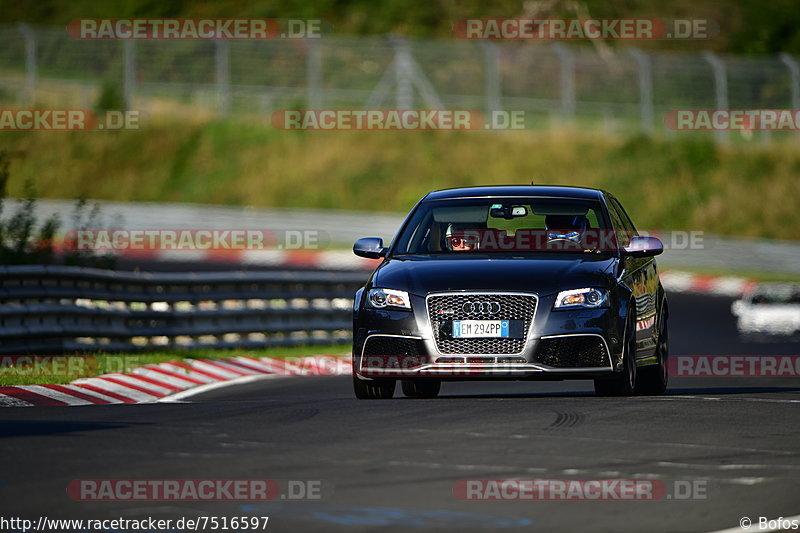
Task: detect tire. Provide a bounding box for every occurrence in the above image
[635,305,669,395]
[353,376,396,399]
[594,309,638,396]
[401,380,441,398]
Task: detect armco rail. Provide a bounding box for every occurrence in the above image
[0,265,368,355]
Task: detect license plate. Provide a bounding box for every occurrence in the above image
[452,320,510,338]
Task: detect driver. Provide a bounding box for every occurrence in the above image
[544,214,587,244]
[444,224,480,252]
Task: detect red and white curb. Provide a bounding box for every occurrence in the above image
[659,270,758,298]
[103,249,379,270]
[0,355,351,407]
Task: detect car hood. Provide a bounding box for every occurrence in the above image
[372,255,617,296]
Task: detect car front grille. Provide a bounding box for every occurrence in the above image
[427,293,537,355]
[535,336,610,368]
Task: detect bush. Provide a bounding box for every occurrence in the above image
[0,150,116,268]
[95,82,125,113]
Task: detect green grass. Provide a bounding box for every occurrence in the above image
[0,344,349,386]
[2,119,800,240]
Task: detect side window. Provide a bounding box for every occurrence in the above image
[606,198,632,247]
[611,197,638,234]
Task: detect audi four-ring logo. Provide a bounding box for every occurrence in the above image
[461,301,501,314]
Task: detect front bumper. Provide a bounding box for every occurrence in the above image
[353,291,625,380]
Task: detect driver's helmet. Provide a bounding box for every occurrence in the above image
[444,224,480,251]
[544,214,587,243]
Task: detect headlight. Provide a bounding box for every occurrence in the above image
[554,288,608,309]
[368,288,412,310]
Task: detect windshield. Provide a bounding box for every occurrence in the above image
[391,197,617,256]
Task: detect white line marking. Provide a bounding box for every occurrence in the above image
[727,477,768,485]
[647,396,800,404]
[387,460,548,474]
[658,461,800,471]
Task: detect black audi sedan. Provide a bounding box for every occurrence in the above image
[351,185,668,399]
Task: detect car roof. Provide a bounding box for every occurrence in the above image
[423,185,607,201]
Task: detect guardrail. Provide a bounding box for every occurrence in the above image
[0,265,369,355]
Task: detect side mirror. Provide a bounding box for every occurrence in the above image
[353,237,387,259]
[623,236,663,258]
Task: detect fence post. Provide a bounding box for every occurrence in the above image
[702,51,728,143]
[215,39,231,117]
[367,36,443,110]
[780,53,800,139]
[551,44,576,123]
[629,48,654,135]
[306,38,322,109]
[392,37,414,109]
[122,40,136,111]
[18,24,37,106]
[480,41,502,117]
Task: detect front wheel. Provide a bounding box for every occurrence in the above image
[594,311,637,396]
[635,306,669,395]
[353,376,396,399]
[401,380,441,398]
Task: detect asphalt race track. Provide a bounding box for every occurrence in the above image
[1,292,799,533]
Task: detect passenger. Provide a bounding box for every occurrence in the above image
[545,214,587,245]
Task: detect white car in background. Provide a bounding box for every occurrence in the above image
[732,283,800,337]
